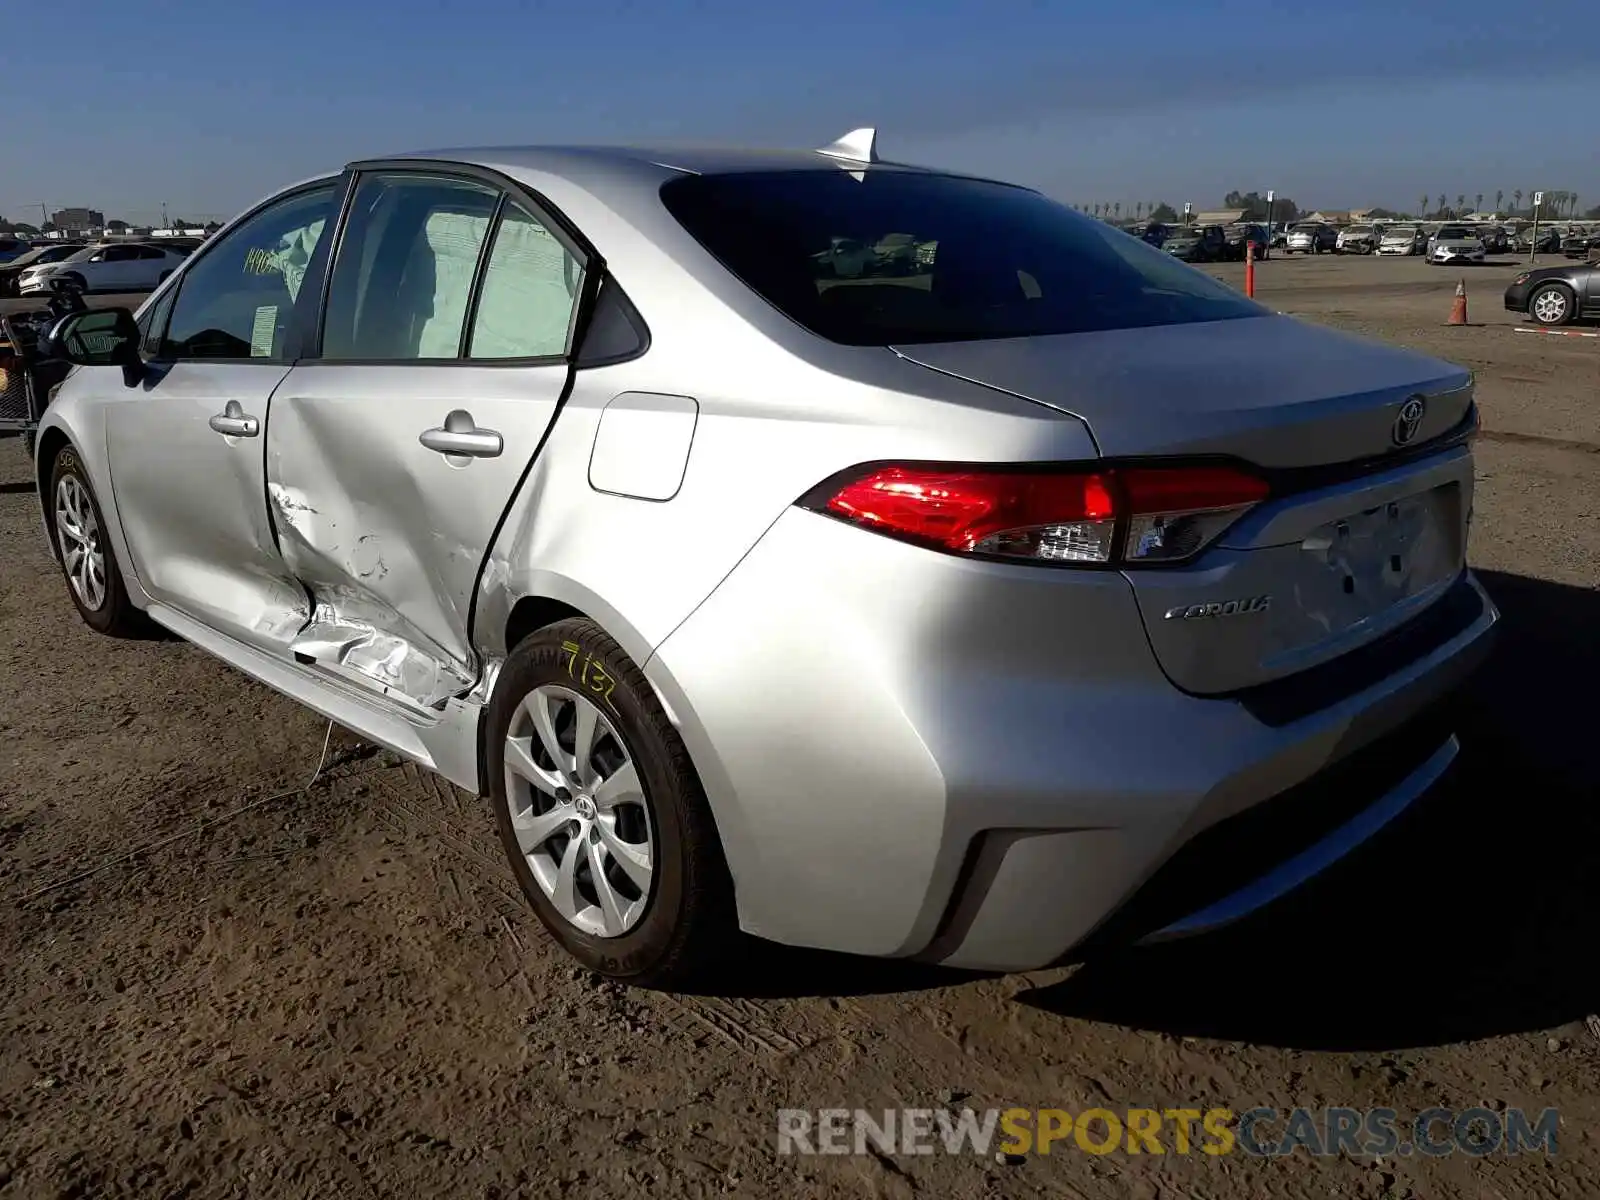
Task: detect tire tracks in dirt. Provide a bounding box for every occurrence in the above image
[361,758,821,1081]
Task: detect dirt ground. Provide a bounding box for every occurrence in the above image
[2,254,1597,1199]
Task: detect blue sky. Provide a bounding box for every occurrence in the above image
[3,0,1596,225]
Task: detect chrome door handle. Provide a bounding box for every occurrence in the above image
[420,409,503,458]
[208,400,259,438]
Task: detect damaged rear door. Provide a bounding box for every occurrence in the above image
[265,168,590,711]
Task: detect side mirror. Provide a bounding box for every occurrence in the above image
[43,307,144,387]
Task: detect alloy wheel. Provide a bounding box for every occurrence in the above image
[55,475,106,611]
[503,685,655,937]
[1532,289,1568,324]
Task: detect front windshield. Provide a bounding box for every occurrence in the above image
[1346,226,1372,235]
[1388,226,1417,237]
[61,246,100,263]
[1436,227,1473,240]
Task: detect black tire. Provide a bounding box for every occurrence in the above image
[486,617,735,986]
[60,272,86,292]
[1527,282,1576,327]
[48,445,141,635]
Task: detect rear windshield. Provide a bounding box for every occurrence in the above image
[658,170,1261,345]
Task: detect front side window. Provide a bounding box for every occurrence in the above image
[160,184,337,361]
[467,201,584,359]
[321,173,499,361]
[659,170,1262,346]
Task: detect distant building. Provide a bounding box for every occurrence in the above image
[51,206,105,229]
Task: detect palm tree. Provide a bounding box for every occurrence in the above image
[1475,193,1483,214]
[1573,195,1581,220]
[1092,203,1101,218]
[1113,202,1121,221]
[1513,189,1522,213]
[1495,189,1504,213]
[1419,194,1429,219]
[1456,194,1466,215]
[1437,194,1448,218]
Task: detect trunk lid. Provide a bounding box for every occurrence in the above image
[893,317,1476,695]
[891,316,1471,468]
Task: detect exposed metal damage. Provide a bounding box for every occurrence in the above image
[268,479,476,711]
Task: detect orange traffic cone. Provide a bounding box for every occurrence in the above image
[1448,279,1468,325]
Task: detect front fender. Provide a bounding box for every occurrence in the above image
[31,375,148,605]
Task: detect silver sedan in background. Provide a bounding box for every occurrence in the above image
[1379,225,1428,255]
[1427,225,1487,266]
[18,241,189,294]
[33,131,1497,987]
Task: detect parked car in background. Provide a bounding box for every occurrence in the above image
[1140,222,1174,247]
[1222,223,1270,259]
[1526,226,1563,255]
[1560,229,1595,260]
[18,242,191,295]
[0,236,31,264]
[1285,222,1337,254]
[1478,226,1509,255]
[1427,225,1485,266]
[1163,223,1228,262]
[1378,225,1426,255]
[1504,260,1599,325]
[0,242,88,296]
[150,236,205,255]
[1336,225,1380,254]
[27,137,1499,984]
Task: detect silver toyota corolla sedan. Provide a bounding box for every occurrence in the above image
[33,130,1497,985]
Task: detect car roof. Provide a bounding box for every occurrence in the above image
[384,142,940,175]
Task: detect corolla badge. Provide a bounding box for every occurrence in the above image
[1392,396,1426,446]
[1164,595,1272,620]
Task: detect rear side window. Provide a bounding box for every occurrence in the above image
[321,173,500,361]
[659,171,1260,345]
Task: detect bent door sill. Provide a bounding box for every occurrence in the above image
[145,601,447,767]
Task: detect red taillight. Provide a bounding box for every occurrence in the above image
[803,462,1268,566]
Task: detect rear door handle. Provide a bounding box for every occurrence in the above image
[208,400,259,438]
[420,409,503,459]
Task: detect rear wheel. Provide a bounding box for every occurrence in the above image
[49,446,141,635]
[1528,282,1575,326]
[486,618,735,985]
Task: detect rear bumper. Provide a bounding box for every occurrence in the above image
[1133,733,1459,944]
[649,506,1500,972]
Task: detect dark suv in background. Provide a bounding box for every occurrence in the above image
[1223,223,1271,259]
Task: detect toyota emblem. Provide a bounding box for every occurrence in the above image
[1392,396,1426,446]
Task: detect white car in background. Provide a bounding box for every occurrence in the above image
[1336,225,1379,254]
[1378,225,1427,255]
[1426,225,1485,267]
[18,242,188,295]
